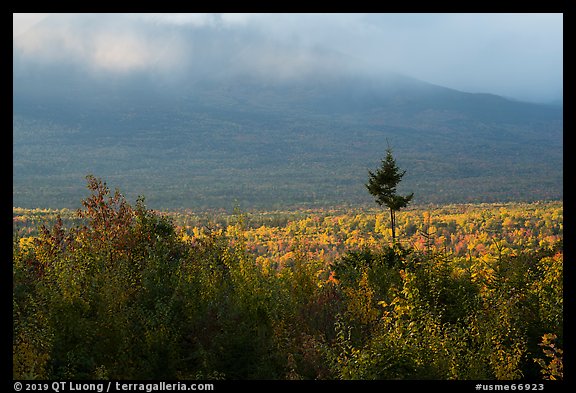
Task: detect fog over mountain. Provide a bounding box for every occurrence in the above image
[13,13,563,209]
[13,13,562,103]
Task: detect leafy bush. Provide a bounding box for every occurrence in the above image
[13,179,563,380]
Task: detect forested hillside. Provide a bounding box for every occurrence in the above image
[13,15,562,209]
[13,177,563,380]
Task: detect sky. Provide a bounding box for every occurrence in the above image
[13,13,563,103]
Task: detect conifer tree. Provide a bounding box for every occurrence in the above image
[366,147,414,244]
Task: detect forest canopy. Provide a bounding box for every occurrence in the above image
[13,177,563,380]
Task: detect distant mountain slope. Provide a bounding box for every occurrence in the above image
[13,16,562,210]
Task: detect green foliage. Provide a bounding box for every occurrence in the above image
[366,147,413,242]
[13,180,562,380]
[366,148,414,210]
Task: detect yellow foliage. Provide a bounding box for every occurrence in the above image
[344,270,379,325]
[18,236,36,252]
[13,337,50,379]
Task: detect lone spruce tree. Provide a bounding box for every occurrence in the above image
[366,147,414,244]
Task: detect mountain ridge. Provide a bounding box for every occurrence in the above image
[12,16,562,210]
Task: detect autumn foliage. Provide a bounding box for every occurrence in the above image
[13,177,563,380]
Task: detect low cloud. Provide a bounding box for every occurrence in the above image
[14,14,185,74]
[13,13,563,102]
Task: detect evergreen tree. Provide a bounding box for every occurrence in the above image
[366,147,414,243]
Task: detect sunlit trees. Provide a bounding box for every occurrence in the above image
[12,177,562,380]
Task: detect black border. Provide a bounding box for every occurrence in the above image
[9,5,572,391]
